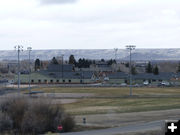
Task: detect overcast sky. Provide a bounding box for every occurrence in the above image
[0,0,180,50]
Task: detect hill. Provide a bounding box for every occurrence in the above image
[0,49,180,61]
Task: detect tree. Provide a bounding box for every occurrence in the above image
[107,59,116,65]
[131,66,137,75]
[76,58,92,68]
[153,65,159,75]
[40,61,49,70]
[35,59,41,71]
[51,57,58,65]
[125,63,129,68]
[146,62,153,73]
[69,55,76,65]
[101,59,105,62]
[177,62,180,73]
[117,68,121,72]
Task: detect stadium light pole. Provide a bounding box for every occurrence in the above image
[126,45,136,96]
[27,47,32,94]
[14,45,23,93]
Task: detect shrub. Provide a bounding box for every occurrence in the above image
[0,97,75,134]
[62,114,75,132]
[0,97,28,132]
[21,99,64,134]
[0,112,13,133]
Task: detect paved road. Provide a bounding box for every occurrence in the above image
[61,120,164,135]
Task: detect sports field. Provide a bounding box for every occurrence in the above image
[25,87,180,115]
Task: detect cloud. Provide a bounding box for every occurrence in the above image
[40,0,77,5]
[1,0,180,49]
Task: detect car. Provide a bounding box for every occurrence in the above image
[143,81,149,85]
[104,77,109,81]
[134,84,140,87]
[161,81,170,86]
[120,83,127,86]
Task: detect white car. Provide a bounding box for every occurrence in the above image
[143,81,149,85]
[161,81,170,86]
[104,77,109,81]
[120,83,127,86]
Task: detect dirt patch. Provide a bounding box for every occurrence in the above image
[35,93,95,98]
[69,106,119,113]
[52,99,77,104]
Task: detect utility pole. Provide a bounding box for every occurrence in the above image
[14,45,23,93]
[126,45,136,96]
[27,47,32,94]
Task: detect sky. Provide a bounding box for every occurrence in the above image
[0,0,180,50]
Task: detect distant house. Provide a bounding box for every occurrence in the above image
[96,62,112,72]
[170,73,180,85]
[108,72,128,84]
[35,63,95,84]
[0,79,8,84]
[132,72,176,84]
[135,61,149,67]
[105,72,178,85]
[16,61,180,85]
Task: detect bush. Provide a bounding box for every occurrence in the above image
[21,99,64,134]
[0,97,75,134]
[0,112,13,133]
[62,114,75,132]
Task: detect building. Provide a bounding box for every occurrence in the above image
[17,63,95,84]
[47,64,73,72]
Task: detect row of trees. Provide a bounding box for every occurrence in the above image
[124,62,159,75]
[35,56,180,75]
[146,62,159,75]
[178,63,180,73]
[69,55,116,68]
[34,56,117,71]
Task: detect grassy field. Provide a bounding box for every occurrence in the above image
[65,97,180,115]
[29,87,180,96]
[26,86,177,134]
[25,87,180,115]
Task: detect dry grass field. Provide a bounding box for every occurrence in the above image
[23,87,180,115]
[28,86,180,96]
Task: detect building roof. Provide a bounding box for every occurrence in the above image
[63,71,93,79]
[108,72,128,79]
[40,71,93,79]
[132,72,175,80]
[47,64,73,72]
[108,72,176,80]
